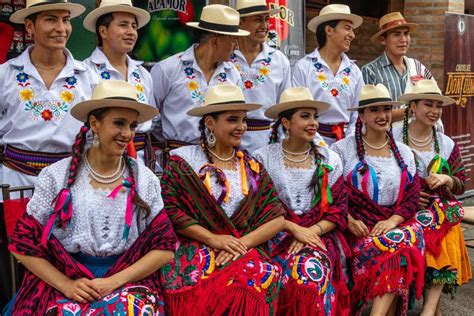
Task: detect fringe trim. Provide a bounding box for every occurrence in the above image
[276,285,327,316]
[424,223,452,257]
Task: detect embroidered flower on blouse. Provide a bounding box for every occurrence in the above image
[330,89,339,97]
[343,67,351,74]
[244,80,254,89]
[19,88,34,101]
[318,73,326,82]
[16,72,29,83]
[65,76,77,86]
[218,72,227,81]
[314,62,323,70]
[100,71,111,80]
[188,81,199,91]
[342,76,350,85]
[184,67,194,76]
[259,67,270,76]
[132,72,140,79]
[136,84,144,93]
[59,90,74,104]
[41,109,53,121]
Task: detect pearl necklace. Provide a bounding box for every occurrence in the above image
[84,154,125,184]
[208,148,236,162]
[282,150,310,163]
[409,133,433,147]
[362,136,389,150]
[282,145,310,156]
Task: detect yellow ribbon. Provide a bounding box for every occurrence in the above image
[236,151,249,195]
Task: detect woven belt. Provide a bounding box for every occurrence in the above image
[133,132,156,171]
[318,123,347,141]
[3,145,71,176]
[246,119,272,131]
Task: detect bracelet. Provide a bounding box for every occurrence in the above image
[315,223,324,235]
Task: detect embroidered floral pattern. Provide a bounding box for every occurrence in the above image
[312,58,351,97]
[16,66,77,122]
[95,64,147,102]
[231,53,273,90]
[180,56,228,105]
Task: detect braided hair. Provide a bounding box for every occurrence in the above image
[403,101,440,154]
[123,154,151,218]
[308,140,323,196]
[268,108,297,144]
[198,115,218,164]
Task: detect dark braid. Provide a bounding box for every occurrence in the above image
[198,117,214,164]
[308,141,323,196]
[269,118,282,144]
[123,155,151,218]
[432,126,440,154]
[387,130,408,171]
[65,124,89,189]
[354,116,368,174]
[402,106,410,145]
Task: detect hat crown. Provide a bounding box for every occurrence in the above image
[97,0,134,9]
[359,84,392,102]
[200,4,240,26]
[91,80,138,102]
[280,87,315,104]
[25,0,71,9]
[379,12,407,28]
[319,4,352,17]
[410,79,443,95]
[235,0,268,11]
[204,85,245,106]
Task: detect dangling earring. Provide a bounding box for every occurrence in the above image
[207,130,216,148]
[284,129,290,140]
[93,134,100,147]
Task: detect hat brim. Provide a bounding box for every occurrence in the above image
[265,100,330,120]
[398,93,455,106]
[83,5,150,32]
[71,99,159,123]
[370,23,417,43]
[308,13,363,33]
[186,22,250,36]
[187,103,261,117]
[10,3,85,24]
[347,100,404,111]
[240,8,281,17]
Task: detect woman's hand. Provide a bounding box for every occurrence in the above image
[371,218,397,236]
[205,234,247,257]
[292,225,326,251]
[419,191,432,210]
[348,217,370,237]
[215,249,240,266]
[426,173,452,190]
[62,278,101,303]
[288,239,306,255]
[89,277,122,298]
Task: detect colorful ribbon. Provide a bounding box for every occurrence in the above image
[395,166,414,208]
[348,161,379,203]
[313,162,334,213]
[41,188,73,246]
[199,164,230,204]
[236,150,258,195]
[429,155,451,176]
[108,177,135,240]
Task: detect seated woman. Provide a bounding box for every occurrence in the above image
[6,80,177,315]
[330,84,425,316]
[253,87,351,316]
[159,85,285,315]
[394,79,472,315]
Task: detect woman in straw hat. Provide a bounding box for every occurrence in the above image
[83,0,158,171]
[393,79,472,315]
[6,80,177,315]
[158,84,285,315]
[253,87,351,315]
[331,84,425,315]
[293,4,364,146]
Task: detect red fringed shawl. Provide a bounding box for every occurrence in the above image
[8,211,177,315]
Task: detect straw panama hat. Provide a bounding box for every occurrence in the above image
[186,4,249,36]
[307,4,363,33]
[187,85,261,117]
[347,84,404,111]
[371,12,417,43]
[71,80,158,123]
[83,0,150,33]
[265,87,330,120]
[235,0,280,17]
[10,0,85,24]
[399,79,455,106]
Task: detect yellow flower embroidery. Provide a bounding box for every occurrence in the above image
[318,74,326,82]
[188,81,199,91]
[234,64,241,71]
[136,84,144,93]
[342,76,350,85]
[19,88,34,102]
[259,67,270,76]
[60,90,74,104]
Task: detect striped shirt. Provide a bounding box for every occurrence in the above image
[361,52,433,101]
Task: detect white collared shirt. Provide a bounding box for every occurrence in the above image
[292,48,364,145]
[0,46,97,190]
[150,44,242,144]
[84,47,156,132]
[231,43,291,152]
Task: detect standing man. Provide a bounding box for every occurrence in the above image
[361,12,435,124]
[232,0,291,152]
[151,4,247,160]
[293,4,364,146]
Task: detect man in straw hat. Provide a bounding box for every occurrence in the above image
[230,0,291,153]
[293,4,364,146]
[0,0,97,194]
[83,0,158,171]
[361,12,436,124]
[151,4,247,165]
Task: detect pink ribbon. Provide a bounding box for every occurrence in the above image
[41,188,72,246]
[108,177,135,239]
